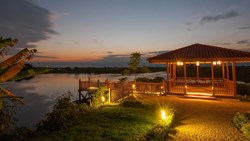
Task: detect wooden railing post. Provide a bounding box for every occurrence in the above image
[88,77,91,87]
[211,62,215,96]
[166,63,170,93]
[184,62,187,94]
[78,79,81,101]
[232,61,236,96]
[162,80,166,95]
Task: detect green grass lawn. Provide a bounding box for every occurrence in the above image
[32,105,162,141]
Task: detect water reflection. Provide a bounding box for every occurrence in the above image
[2,72,166,128]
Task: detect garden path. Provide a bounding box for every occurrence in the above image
[135,94,250,141]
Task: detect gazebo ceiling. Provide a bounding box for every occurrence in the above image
[148,43,250,64]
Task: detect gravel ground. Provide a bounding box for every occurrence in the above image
[135,94,250,141]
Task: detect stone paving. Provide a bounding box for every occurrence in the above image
[135,94,250,141]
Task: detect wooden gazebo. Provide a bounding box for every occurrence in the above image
[148,43,250,97]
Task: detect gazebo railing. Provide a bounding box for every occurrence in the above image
[168,77,234,96]
[169,79,185,93]
[134,82,165,94]
[175,77,215,86]
[214,79,234,96]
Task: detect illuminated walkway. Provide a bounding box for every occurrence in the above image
[135,94,250,141]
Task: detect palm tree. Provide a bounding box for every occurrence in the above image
[0,36,37,103]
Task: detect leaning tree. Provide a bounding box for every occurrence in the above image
[0,36,37,131]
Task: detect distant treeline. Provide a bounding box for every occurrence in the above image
[29,65,250,83]
[48,67,166,74]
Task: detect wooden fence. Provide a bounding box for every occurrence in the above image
[78,77,235,101]
[133,81,166,94]
[78,79,132,102]
[78,79,166,102]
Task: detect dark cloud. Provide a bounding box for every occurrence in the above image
[34,55,58,59]
[239,26,250,30]
[236,40,250,44]
[148,50,168,55]
[0,0,58,48]
[222,43,231,45]
[107,51,113,54]
[185,22,193,26]
[200,10,238,25]
[92,39,99,44]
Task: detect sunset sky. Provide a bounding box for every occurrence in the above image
[1,0,250,67]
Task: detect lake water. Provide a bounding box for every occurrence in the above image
[1,72,166,128]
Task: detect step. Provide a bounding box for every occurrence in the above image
[182,94,218,100]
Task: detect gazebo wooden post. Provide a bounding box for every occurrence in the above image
[226,62,229,80]
[184,62,187,94]
[232,61,236,96]
[169,63,172,81]
[173,63,176,79]
[222,62,225,80]
[221,62,225,89]
[173,63,176,87]
[166,63,170,93]
[196,63,199,81]
[211,62,215,96]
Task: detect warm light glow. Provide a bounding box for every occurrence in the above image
[161,86,163,89]
[177,61,183,66]
[212,86,214,90]
[132,84,136,89]
[213,61,217,65]
[101,96,105,102]
[187,92,213,96]
[196,61,200,66]
[185,85,187,89]
[217,61,221,65]
[161,110,167,120]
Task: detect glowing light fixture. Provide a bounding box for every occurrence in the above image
[177,61,183,66]
[196,61,200,66]
[161,110,167,120]
[132,84,136,89]
[161,86,163,89]
[185,85,187,89]
[213,61,217,65]
[211,86,214,90]
[101,96,105,102]
[217,61,221,65]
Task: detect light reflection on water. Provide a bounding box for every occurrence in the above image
[2,72,166,128]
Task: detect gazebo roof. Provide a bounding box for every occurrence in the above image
[148,43,250,63]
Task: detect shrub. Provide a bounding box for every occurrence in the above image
[145,107,175,141]
[136,77,165,83]
[0,99,19,133]
[237,84,250,96]
[233,112,248,129]
[241,123,250,140]
[120,100,143,108]
[233,111,250,139]
[36,92,85,131]
[238,95,250,102]
[91,86,109,109]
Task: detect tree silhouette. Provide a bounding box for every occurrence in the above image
[0,36,36,131]
[128,52,141,74]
